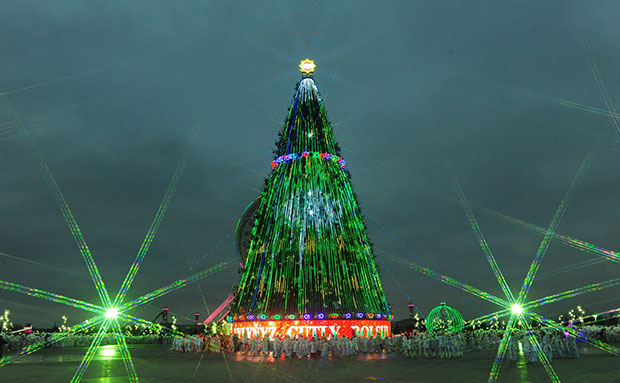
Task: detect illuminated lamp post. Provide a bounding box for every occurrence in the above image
[161,307,170,323]
[408,303,416,319]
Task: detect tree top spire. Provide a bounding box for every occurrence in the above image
[299,58,316,76]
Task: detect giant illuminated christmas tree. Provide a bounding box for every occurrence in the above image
[228,59,391,338]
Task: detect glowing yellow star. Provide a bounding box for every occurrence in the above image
[299,58,316,75]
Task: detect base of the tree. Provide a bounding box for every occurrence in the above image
[231,319,391,339]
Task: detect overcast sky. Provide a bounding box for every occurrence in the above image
[1,1,619,327]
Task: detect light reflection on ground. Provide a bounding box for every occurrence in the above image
[99,345,117,360]
[2,344,619,382]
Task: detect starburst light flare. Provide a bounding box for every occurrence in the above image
[376,257,424,316]
[432,121,515,303]
[0,261,227,365]
[577,307,620,325]
[526,312,620,355]
[0,280,104,313]
[2,97,113,309]
[383,254,508,307]
[525,278,620,309]
[519,317,560,382]
[484,141,608,377]
[105,307,119,319]
[121,262,227,311]
[488,315,518,382]
[0,261,227,381]
[366,210,483,314]
[517,138,599,304]
[477,206,620,264]
[455,69,620,121]
[0,92,147,142]
[481,21,619,379]
[111,319,138,383]
[0,96,233,381]
[112,116,202,307]
[465,276,620,329]
[119,314,187,338]
[427,118,613,380]
[571,7,620,138]
[496,160,611,382]
[70,320,112,383]
[506,15,614,361]
[466,310,510,326]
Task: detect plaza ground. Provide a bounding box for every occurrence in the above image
[1,344,619,382]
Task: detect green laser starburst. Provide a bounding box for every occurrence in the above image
[414,92,620,382]
[0,258,227,378]
[379,111,619,382]
[0,97,229,382]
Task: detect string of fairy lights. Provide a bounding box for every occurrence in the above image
[271,151,347,170]
[232,69,390,319]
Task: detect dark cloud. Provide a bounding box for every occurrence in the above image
[1,0,619,326]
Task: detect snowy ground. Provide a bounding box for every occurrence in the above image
[1,344,619,382]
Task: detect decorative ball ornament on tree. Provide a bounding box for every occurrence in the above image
[426,302,465,335]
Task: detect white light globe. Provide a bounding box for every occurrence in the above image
[105,308,119,319]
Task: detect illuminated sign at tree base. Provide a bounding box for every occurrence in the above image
[232,319,391,339]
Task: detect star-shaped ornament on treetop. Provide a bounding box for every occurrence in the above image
[299,58,316,76]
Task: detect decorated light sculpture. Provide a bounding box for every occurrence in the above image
[425,302,464,335]
[229,59,391,339]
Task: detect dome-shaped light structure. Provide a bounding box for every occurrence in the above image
[425,302,465,335]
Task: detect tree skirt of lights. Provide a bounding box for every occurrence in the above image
[231,318,390,339]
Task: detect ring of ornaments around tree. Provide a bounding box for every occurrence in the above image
[271,151,347,170]
[228,311,394,322]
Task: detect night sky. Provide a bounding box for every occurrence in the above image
[1,1,619,328]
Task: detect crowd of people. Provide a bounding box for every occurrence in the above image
[172,333,232,354]
[171,326,620,363]
[394,332,465,358]
[0,331,171,357]
[2,324,620,362]
[579,325,620,343]
[392,329,581,363]
[173,333,391,357]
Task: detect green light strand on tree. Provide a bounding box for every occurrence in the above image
[231,71,390,318]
